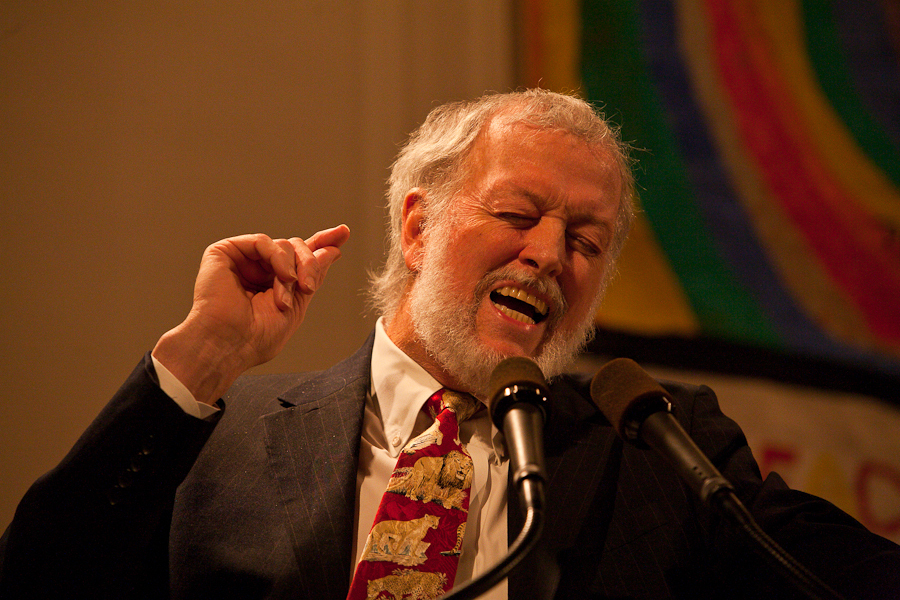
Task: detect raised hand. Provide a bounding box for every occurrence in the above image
[152,225,350,405]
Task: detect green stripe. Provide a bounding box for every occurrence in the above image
[580,0,781,346]
[803,0,900,187]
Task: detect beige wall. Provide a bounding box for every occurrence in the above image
[0,1,514,528]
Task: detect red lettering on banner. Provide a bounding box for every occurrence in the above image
[752,443,900,543]
[759,445,797,479]
[855,461,900,537]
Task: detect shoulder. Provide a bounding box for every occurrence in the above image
[550,369,713,420]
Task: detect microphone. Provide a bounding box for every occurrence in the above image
[487,356,550,511]
[590,358,846,600]
[589,357,732,504]
[440,356,549,600]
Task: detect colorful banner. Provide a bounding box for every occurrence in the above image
[546,0,900,380]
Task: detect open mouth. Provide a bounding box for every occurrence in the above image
[490,286,550,325]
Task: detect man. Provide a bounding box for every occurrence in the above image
[1,89,898,599]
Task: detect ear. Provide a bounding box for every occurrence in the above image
[400,188,427,272]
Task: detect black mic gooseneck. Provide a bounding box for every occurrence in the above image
[440,356,549,600]
[591,358,847,600]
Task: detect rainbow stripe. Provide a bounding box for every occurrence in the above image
[558,0,900,374]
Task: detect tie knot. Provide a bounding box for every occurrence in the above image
[427,388,481,423]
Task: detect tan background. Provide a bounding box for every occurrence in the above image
[0,1,516,529]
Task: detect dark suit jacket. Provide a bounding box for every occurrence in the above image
[2,334,899,599]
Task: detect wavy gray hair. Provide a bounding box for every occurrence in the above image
[368,88,636,321]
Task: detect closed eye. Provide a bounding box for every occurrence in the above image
[566,232,603,257]
[497,212,539,228]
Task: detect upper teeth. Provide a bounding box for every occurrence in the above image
[495,286,549,317]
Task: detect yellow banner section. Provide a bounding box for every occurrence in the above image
[532,0,581,92]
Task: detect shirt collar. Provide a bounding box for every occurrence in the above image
[370,318,507,460]
[371,317,442,458]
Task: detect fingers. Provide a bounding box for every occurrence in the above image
[270,238,299,310]
[217,235,295,310]
[291,224,351,294]
[306,224,351,254]
[214,227,350,311]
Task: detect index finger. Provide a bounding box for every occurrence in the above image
[305,224,350,252]
[286,224,350,293]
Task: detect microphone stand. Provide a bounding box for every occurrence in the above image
[439,478,545,600]
[441,364,550,600]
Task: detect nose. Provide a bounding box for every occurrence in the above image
[519,217,565,279]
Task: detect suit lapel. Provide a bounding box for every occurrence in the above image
[262,336,373,600]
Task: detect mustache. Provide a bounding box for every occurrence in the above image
[473,265,567,328]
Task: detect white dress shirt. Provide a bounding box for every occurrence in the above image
[153,318,510,598]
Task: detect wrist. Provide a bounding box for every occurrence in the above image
[151,318,250,406]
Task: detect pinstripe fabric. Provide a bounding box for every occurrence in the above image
[169,342,371,600]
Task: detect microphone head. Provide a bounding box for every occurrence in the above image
[487,356,549,429]
[590,358,673,441]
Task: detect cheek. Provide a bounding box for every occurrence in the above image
[434,252,485,300]
[452,231,514,277]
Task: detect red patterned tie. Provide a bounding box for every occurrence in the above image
[347,388,480,600]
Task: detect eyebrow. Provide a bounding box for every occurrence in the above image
[495,184,614,223]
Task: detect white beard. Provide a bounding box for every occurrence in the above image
[407,228,601,398]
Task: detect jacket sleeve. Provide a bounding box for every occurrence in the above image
[0,353,221,599]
